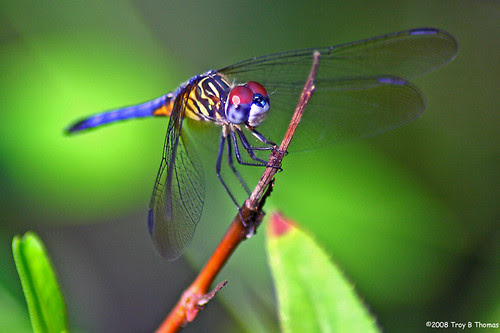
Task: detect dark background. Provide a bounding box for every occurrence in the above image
[1,1,498,332]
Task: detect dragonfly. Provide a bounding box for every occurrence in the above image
[67,27,457,260]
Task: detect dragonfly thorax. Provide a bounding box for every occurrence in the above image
[225,81,270,127]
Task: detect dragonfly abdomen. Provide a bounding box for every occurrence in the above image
[66,93,175,133]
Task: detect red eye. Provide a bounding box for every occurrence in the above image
[246,81,268,97]
[228,86,253,106]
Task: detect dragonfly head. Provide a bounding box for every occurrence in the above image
[225,81,270,127]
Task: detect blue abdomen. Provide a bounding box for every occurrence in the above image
[66,94,170,133]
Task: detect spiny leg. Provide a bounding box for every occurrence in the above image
[232,128,269,165]
[216,133,241,208]
[247,127,276,148]
[217,131,248,226]
[235,127,283,171]
[247,127,288,157]
[226,133,251,195]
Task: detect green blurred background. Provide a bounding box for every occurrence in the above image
[1,1,498,332]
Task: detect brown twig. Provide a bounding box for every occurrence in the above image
[156,51,320,333]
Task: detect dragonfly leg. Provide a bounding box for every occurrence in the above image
[231,128,268,166]
[247,127,276,148]
[234,128,282,171]
[216,133,242,210]
[216,132,253,226]
[247,127,288,156]
[226,134,251,195]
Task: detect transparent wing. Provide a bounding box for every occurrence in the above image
[220,28,457,83]
[261,76,425,151]
[219,28,457,150]
[148,85,204,260]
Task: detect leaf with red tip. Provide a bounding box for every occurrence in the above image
[266,213,379,333]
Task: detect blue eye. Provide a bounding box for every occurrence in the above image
[247,92,270,127]
[253,94,268,108]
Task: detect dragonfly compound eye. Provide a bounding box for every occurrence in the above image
[226,86,253,124]
[246,81,270,127]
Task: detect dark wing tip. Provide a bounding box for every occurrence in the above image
[410,27,459,61]
[376,74,426,120]
[409,27,441,35]
[377,76,408,86]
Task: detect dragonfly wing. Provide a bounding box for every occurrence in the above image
[257,76,425,151]
[219,28,457,82]
[219,28,456,151]
[148,86,205,260]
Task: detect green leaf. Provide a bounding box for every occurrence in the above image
[266,213,380,333]
[12,232,68,333]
